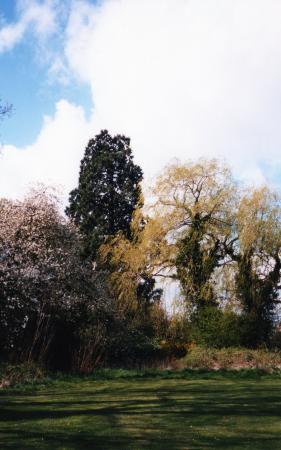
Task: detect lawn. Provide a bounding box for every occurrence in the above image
[1,372,281,449]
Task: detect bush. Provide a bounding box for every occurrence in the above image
[0,362,45,388]
[270,330,281,349]
[160,341,187,359]
[191,307,243,348]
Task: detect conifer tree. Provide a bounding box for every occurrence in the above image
[66,130,143,258]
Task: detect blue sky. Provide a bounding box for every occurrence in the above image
[1,0,281,201]
[0,0,92,146]
[0,1,14,20]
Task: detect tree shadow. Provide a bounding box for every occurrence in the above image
[1,379,281,449]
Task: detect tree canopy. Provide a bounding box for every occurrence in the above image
[66,130,143,258]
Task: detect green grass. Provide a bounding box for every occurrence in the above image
[1,371,281,449]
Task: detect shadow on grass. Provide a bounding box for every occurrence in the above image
[1,378,281,449]
[1,426,281,450]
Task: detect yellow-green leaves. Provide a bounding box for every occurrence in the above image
[238,186,281,255]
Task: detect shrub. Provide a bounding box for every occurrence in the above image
[0,362,45,388]
[191,307,243,348]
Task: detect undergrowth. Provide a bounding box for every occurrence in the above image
[2,346,281,391]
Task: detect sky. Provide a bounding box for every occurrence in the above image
[1,0,281,203]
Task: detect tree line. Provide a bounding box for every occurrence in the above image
[1,130,281,372]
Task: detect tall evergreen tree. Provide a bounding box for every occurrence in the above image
[66,130,143,258]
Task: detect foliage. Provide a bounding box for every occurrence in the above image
[98,210,168,366]
[167,312,192,343]
[66,130,143,258]
[0,362,45,388]
[150,163,281,347]
[151,159,236,309]
[234,187,281,346]
[190,307,243,348]
[1,148,281,372]
[99,209,167,310]
[0,187,114,370]
[176,220,220,308]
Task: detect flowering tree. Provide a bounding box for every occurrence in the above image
[0,187,111,366]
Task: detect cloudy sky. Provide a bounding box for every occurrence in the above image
[1,0,281,202]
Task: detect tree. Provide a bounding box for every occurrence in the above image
[151,159,236,310]
[66,130,143,258]
[234,187,281,346]
[0,187,113,367]
[99,209,170,366]
[100,209,167,311]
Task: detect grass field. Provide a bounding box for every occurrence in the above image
[1,371,281,449]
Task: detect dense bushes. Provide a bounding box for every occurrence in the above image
[190,307,243,348]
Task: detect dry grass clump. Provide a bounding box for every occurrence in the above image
[0,362,45,388]
[182,346,281,371]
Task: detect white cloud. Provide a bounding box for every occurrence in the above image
[64,0,281,185]
[0,0,59,53]
[0,100,91,201]
[2,0,281,202]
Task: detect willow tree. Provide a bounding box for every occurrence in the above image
[151,159,237,310]
[99,208,169,312]
[234,187,281,346]
[99,208,170,360]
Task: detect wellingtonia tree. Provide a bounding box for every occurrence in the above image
[66,130,143,258]
[67,130,162,345]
